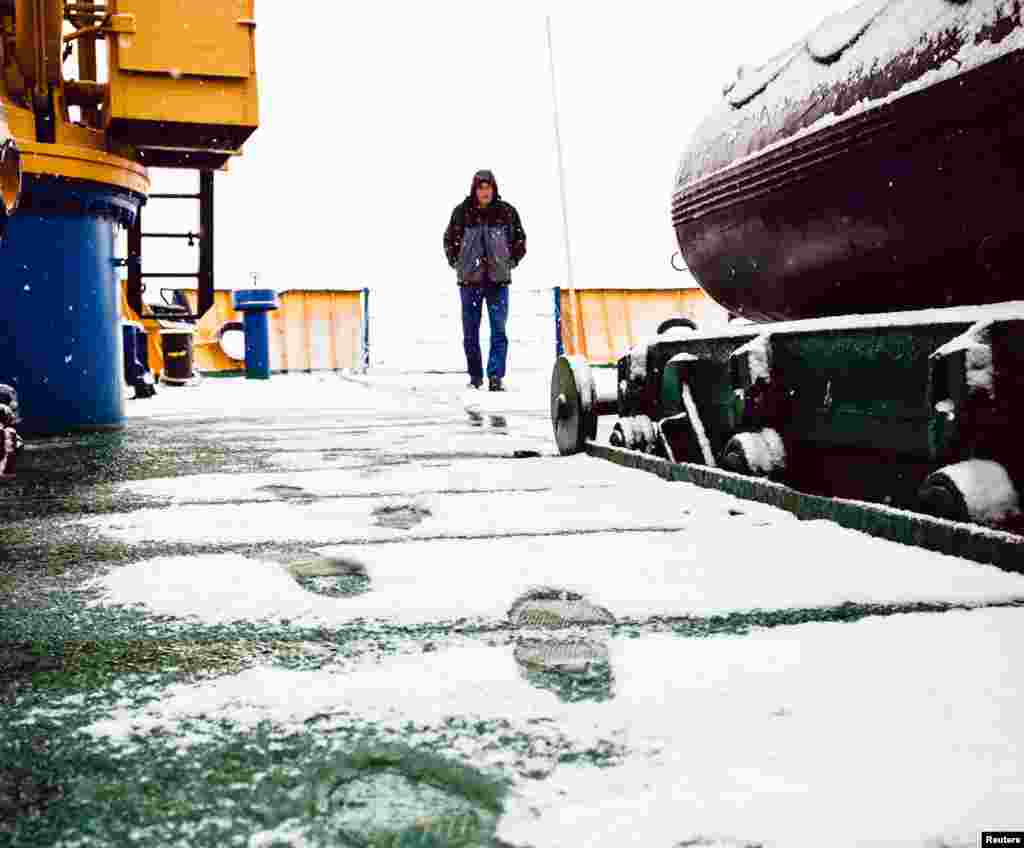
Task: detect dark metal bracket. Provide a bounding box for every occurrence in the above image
[127,170,215,321]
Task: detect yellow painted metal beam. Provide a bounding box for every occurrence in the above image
[18,139,149,194]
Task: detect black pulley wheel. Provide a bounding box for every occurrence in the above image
[916,460,1020,526]
[551,355,597,456]
[657,317,697,335]
[719,429,786,477]
[918,473,970,524]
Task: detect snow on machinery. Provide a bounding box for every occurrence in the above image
[551,0,1024,563]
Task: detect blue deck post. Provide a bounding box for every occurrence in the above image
[361,287,370,373]
[231,289,280,379]
[553,286,564,358]
[0,176,143,435]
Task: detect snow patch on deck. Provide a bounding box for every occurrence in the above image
[78,609,1024,847]
[82,512,1024,628]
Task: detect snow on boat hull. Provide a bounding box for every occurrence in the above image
[672,0,1024,322]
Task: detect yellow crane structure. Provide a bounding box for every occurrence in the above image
[0,0,259,434]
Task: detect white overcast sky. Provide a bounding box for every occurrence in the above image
[144,0,856,297]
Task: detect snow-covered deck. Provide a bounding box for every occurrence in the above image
[10,371,1024,847]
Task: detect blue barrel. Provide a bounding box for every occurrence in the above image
[0,176,143,435]
[232,289,280,379]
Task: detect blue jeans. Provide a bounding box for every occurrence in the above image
[460,285,509,382]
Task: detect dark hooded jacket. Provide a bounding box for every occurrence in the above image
[444,170,526,285]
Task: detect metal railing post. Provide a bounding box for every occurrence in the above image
[360,287,370,373]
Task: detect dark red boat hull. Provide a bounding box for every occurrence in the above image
[673,15,1024,322]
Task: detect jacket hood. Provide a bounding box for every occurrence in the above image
[468,169,500,203]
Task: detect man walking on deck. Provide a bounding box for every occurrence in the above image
[444,169,526,391]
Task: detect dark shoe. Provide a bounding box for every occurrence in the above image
[468,379,483,390]
[488,378,504,392]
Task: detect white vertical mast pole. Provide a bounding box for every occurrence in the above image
[546,15,582,354]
